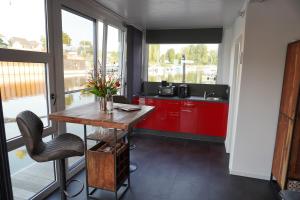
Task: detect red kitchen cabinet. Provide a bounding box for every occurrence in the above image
[180,101,198,134]
[133,97,156,129]
[132,97,229,138]
[195,101,229,137]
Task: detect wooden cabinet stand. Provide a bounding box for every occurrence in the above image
[272,41,300,190]
[87,141,129,192]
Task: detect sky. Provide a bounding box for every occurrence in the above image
[0,0,46,41]
[0,0,120,51]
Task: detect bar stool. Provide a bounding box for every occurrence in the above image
[16,111,84,200]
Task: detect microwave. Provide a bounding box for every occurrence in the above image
[158,85,177,97]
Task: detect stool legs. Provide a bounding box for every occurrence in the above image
[58,159,67,200]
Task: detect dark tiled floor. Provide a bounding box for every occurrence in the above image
[47,134,276,200]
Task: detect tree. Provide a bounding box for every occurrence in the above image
[208,50,218,65]
[175,53,182,64]
[181,44,209,65]
[148,44,160,65]
[107,51,119,65]
[159,54,166,65]
[40,36,46,50]
[0,34,8,48]
[78,40,93,57]
[62,32,72,45]
[0,38,7,48]
[166,48,175,64]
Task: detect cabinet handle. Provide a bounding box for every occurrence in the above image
[184,103,195,107]
[181,109,192,113]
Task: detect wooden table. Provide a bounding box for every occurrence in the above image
[49,102,154,200]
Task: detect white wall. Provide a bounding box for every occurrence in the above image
[225,0,248,154]
[217,27,233,85]
[229,0,300,180]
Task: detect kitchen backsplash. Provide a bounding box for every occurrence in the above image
[140,82,230,100]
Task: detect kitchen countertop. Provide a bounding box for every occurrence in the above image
[136,95,229,103]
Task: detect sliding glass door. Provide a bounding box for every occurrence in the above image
[60,7,126,173]
[0,0,127,199]
[61,9,96,169]
[0,0,58,199]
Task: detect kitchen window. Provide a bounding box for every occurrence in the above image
[147,44,219,84]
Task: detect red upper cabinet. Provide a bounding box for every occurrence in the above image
[132,97,229,138]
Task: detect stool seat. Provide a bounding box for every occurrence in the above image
[33,133,84,162]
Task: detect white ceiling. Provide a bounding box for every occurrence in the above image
[95,0,245,29]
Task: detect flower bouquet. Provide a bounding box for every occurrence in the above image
[83,68,121,113]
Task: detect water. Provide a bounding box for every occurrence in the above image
[148,65,217,84]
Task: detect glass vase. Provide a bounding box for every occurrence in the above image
[99,96,107,112]
[106,90,113,114]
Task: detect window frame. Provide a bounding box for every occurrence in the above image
[0,0,60,199]
[57,4,127,175]
[0,0,57,151]
[0,0,129,198]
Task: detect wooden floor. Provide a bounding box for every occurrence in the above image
[47,134,277,200]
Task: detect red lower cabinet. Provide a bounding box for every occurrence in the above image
[132,97,229,137]
[180,101,198,134]
[195,101,229,137]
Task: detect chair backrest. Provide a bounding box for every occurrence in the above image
[113,95,129,104]
[16,111,45,157]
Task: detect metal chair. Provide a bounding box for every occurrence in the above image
[16,111,84,200]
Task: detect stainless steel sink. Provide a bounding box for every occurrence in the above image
[206,97,222,101]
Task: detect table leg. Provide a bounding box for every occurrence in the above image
[83,125,89,199]
[114,128,118,200]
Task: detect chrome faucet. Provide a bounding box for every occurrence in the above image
[203,91,215,99]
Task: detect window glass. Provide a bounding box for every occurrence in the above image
[61,10,96,169]
[0,0,47,52]
[62,10,94,92]
[148,44,219,84]
[65,92,95,168]
[0,62,49,140]
[106,25,121,79]
[97,21,104,67]
[9,136,55,200]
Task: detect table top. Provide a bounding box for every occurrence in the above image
[49,102,154,130]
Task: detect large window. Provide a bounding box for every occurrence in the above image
[106,25,122,78]
[61,10,126,169]
[62,10,94,92]
[0,1,57,199]
[1,62,49,140]
[148,44,219,84]
[62,9,96,168]
[0,0,47,52]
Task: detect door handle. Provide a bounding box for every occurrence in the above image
[50,93,56,105]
